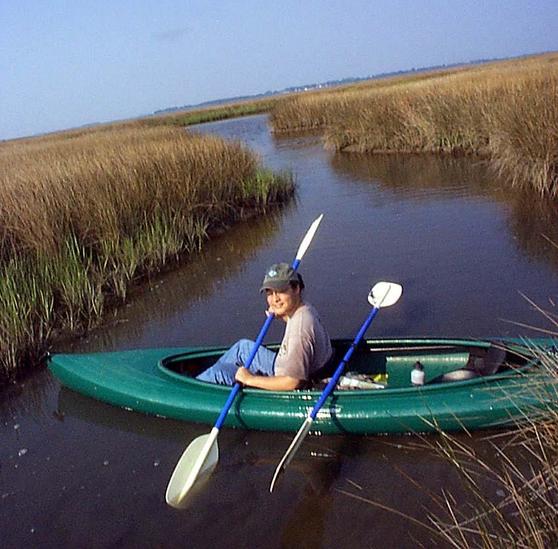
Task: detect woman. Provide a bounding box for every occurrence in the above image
[196,262,332,390]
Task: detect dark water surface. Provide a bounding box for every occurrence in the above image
[2,115,558,548]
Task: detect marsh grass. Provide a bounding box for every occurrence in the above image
[270,53,558,195]
[0,126,293,380]
[141,98,277,128]
[338,328,558,547]
[426,341,558,549]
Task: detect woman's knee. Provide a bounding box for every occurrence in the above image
[236,339,256,357]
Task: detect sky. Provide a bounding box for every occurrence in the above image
[2,0,558,140]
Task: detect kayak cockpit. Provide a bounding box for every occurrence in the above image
[314,340,531,389]
[160,348,229,379]
[159,339,534,391]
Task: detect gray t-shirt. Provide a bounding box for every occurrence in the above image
[274,303,332,380]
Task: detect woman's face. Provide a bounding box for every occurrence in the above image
[265,285,301,320]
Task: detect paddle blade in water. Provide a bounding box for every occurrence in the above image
[165,428,219,509]
[269,417,313,493]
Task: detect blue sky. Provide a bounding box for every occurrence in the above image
[2,0,557,140]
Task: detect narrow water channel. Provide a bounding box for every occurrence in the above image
[2,115,557,548]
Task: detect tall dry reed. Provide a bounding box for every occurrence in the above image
[0,126,293,380]
[488,71,558,196]
[270,53,558,195]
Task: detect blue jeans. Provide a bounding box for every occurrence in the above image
[196,339,276,385]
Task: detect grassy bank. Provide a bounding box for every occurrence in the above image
[141,98,277,128]
[0,126,294,382]
[270,53,558,196]
[2,97,278,147]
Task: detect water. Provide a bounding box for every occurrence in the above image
[2,115,557,547]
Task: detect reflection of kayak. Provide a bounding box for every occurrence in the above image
[47,338,557,435]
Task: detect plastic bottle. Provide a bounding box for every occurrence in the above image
[411,361,425,386]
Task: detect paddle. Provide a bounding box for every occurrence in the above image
[269,281,403,493]
[166,214,324,508]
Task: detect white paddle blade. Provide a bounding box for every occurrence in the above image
[368,282,403,308]
[166,428,219,509]
[295,214,324,261]
[270,417,314,493]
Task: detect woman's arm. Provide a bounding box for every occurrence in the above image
[235,367,302,391]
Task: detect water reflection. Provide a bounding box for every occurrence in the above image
[278,435,363,548]
[57,388,188,442]
[331,152,494,198]
[506,191,558,269]
[0,369,57,423]
[330,152,558,273]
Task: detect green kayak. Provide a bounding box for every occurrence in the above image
[48,337,557,434]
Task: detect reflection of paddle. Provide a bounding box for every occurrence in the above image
[270,281,403,493]
[166,214,324,509]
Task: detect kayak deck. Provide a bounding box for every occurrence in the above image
[48,338,557,434]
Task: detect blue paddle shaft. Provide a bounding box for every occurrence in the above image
[214,257,302,430]
[310,306,380,420]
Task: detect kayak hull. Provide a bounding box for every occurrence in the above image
[48,337,557,434]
